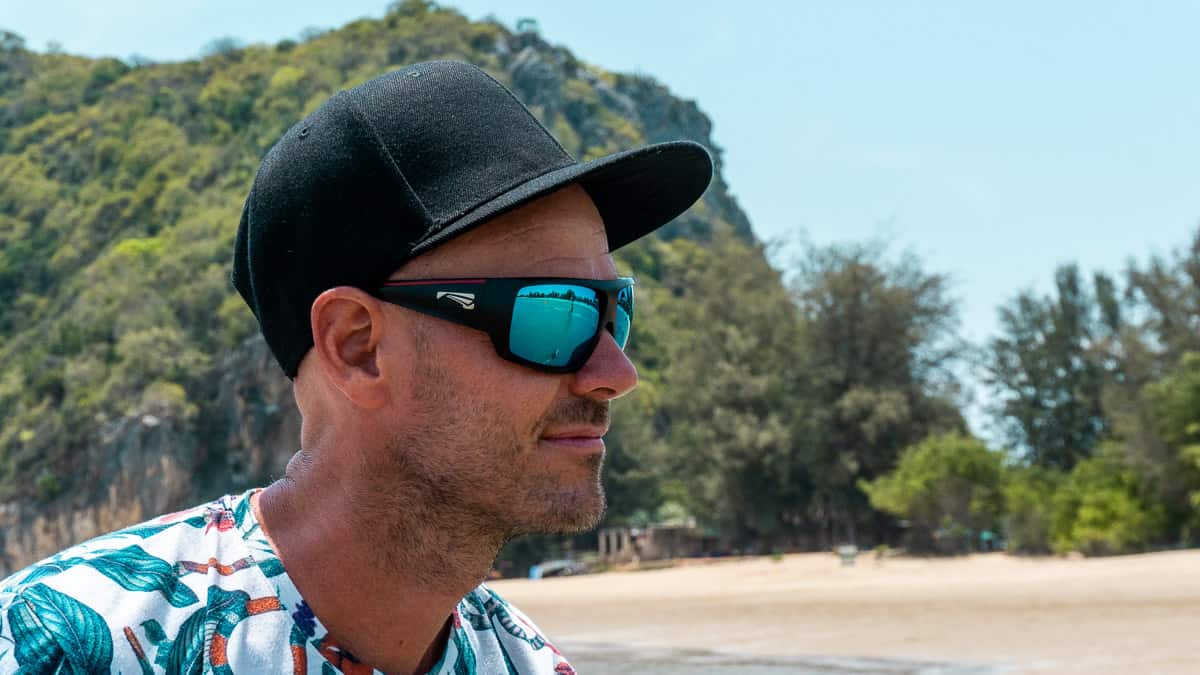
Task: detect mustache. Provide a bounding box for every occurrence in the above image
[543,397,610,431]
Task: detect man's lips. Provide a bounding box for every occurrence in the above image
[540,427,607,452]
[542,426,607,440]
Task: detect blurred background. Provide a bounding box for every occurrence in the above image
[1,1,1198,673]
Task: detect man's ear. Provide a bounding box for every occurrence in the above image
[309,287,395,409]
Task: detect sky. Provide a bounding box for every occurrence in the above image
[5,1,1200,432]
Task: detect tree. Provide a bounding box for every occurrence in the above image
[788,239,965,547]
[653,233,813,548]
[0,30,25,52]
[1140,352,1200,541]
[1125,231,1200,366]
[1093,231,1200,547]
[199,36,244,59]
[985,264,1107,470]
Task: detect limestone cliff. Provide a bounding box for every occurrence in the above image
[0,337,298,574]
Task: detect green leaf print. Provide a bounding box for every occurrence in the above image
[141,619,167,644]
[17,526,210,598]
[16,558,82,586]
[163,585,256,675]
[452,626,477,675]
[162,603,206,675]
[84,545,199,608]
[233,496,252,529]
[0,610,8,661]
[459,594,491,632]
[122,624,156,675]
[257,557,286,578]
[484,590,544,650]
[6,610,53,668]
[7,583,114,673]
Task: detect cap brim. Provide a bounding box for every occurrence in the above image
[411,140,713,255]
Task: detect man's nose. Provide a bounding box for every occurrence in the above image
[568,331,638,400]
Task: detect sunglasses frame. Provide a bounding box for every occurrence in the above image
[374,276,635,374]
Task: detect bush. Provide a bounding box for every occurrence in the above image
[137,381,197,420]
[1003,465,1061,554]
[861,432,1006,554]
[1050,450,1164,556]
[35,468,62,501]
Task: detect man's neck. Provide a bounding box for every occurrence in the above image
[252,474,504,674]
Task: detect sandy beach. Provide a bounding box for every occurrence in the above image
[491,550,1200,674]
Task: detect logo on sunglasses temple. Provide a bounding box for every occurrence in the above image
[436,291,476,310]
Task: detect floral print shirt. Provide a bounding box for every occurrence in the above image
[0,489,574,674]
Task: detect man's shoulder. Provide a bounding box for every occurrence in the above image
[5,501,184,591]
[452,583,575,674]
[0,490,291,673]
[0,491,257,593]
[459,583,545,635]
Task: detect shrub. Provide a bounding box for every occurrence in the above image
[1050,449,1164,555]
[1003,465,1061,554]
[35,468,62,501]
[861,432,1006,554]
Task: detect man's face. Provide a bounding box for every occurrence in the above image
[367,184,638,538]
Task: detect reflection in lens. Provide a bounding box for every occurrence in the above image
[614,285,633,349]
[511,284,601,366]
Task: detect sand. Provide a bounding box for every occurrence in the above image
[490,550,1200,674]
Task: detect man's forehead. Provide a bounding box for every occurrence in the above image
[393,185,610,278]
[482,209,606,247]
[465,184,607,245]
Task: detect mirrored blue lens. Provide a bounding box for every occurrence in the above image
[614,284,633,349]
[511,284,602,367]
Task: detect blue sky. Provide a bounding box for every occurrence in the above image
[6,1,1200,431]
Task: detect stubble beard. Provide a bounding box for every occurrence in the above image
[358,339,608,586]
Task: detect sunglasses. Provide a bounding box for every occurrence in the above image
[374,276,635,373]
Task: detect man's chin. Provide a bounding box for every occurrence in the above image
[518,483,607,535]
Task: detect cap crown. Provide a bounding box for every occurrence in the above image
[233,62,574,375]
[352,63,576,230]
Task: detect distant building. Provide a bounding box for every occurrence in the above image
[516,18,539,34]
[597,525,718,564]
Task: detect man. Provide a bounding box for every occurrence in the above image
[0,61,711,673]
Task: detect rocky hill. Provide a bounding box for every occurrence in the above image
[0,2,754,574]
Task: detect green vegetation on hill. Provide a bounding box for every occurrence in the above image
[0,1,738,505]
[2,1,1199,565]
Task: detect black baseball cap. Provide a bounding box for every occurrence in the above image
[233,60,713,378]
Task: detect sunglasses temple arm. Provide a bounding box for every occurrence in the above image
[375,283,493,332]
